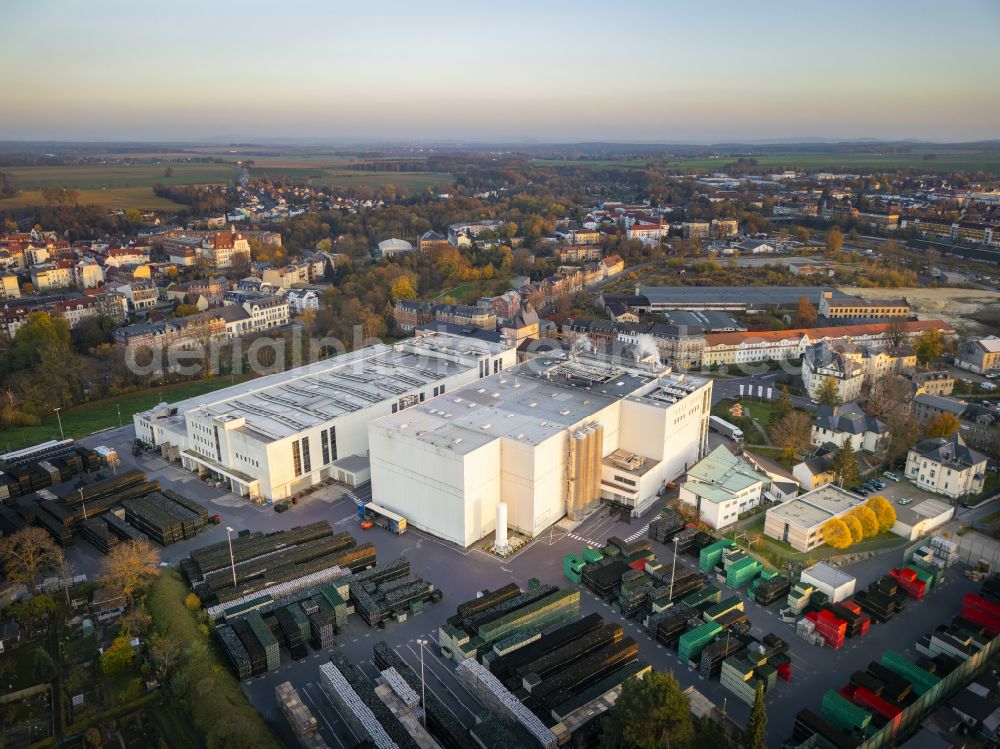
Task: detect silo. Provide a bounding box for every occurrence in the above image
[495,502,509,549]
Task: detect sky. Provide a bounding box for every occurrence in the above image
[2,0,999,143]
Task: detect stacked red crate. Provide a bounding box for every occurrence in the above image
[805,610,846,649]
[777,662,791,681]
[961,594,1000,636]
[853,686,903,729]
[628,558,647,571]
[889,568,926,601]
[839,601,872,634]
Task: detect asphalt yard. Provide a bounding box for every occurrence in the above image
[70,429,982,747]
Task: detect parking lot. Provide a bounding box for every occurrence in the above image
[69,426,984,747]
[852,472,941,508]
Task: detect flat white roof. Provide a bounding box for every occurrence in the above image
[137,332,508,442]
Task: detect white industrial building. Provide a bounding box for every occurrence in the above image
[133,331,514,502]
[367,354,712,547]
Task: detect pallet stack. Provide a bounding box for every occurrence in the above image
[216,624,252,680]
[854,575,904,623]
[678,621,722,663]
[749,574,791,606]
[804,610,846,649]
[698,540,734,572]
[820,690,872,736]
[246,612,279,672]
[233,619,267,676]
[647,510,685,544]
[889,568,926,601]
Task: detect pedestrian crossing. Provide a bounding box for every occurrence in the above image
[624,523,650,544]
[566,532,603,547]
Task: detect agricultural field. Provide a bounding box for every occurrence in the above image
[248,165,453,191]
[529,158,653,168]
[0,187,185,211]
[2,161,239,189]
[668,149,1000,174]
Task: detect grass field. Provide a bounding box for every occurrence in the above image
[0,187,185,211]
[669,149,1000,174]
[249,166,453,191]
[3,162,239,190]
[1,374,255,450]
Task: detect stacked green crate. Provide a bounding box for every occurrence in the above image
[719,656,757,705]
[757,663,778,691]
[821,691,872,734]
[285,604,310,643]
[678,621,722,662]
[722,547,747,570]
[319,585,349,628]
[760,568,778,580]
[477,588,580,644]
[880,652,940,695]
[582,547,604,564]
[703,596,744,623]
[563,554,585,583]
[909,561,942,590]
[811,590,830,607]
[603,544,621,558]
[245,612,279,672]
[699,540,735,572]
[905,565,935,593]
[727,558,762,588]
[786,582,814,614]
[682,586,722,609]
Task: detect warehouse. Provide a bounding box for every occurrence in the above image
[368,352,712,547]
[890,498,955,541]
[133,331,514,502]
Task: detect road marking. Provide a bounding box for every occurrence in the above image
[302,684,349,749]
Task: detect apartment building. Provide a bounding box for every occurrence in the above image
[818,291,910,320]
[810,403,887,453]
[955,336,1000,375]
[801,342,865,403]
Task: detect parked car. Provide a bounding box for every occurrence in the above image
[883,471,899,481]
[871,479,886,489]
[897,497,912,505]
[856,487,871,496]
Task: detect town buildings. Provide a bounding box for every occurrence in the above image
[801,342,865,403]
[905,434,987,499]
[133,332,514,502]
[368,354,712,546]
[818,292,910,320]
[955,336,1000,375]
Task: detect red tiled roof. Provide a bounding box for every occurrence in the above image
[705,319,952,347]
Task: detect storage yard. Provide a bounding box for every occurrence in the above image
[19,426,996,749]
[0,438,210,552]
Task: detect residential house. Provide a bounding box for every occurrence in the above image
[811,402,888,453]
[600,254,625,278]
[394,300,434,332]
[802,342,866,403]
[711,218,739,238]
[116,281,158,311]
[792,444,837,491]
[678,445,768,529]
[30,262,74,291]
[681,221,711,239]
[73,259,105,289]
[911,393,968,427]
[286,288,320,314]
[905,434,987,499]
[0,274,20,300]
[554,245,603,264]
[911,371,955,397]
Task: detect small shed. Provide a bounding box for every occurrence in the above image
[800,562,855,603]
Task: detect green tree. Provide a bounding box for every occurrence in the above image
[100,634,135,676]
[745,681,767,749]
[831,441,860,487]
[33,647,58,682]
[914,328,944,367]
[6,594,58,623]
[769,410,812,462]
[816,376,841,406]
[825,226,844,254]
[601,672,694,749]
[10,311,72,370]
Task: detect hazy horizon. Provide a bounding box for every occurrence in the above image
[3,0,999,143]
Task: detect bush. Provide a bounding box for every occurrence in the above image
[147,570,281,749]
[184,593,201,611]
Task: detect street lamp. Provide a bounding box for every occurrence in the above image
[668,537,679,600]
[79,488,87,520]
[116,404,122,427]
[53,407,64,439]
[416,638,428,726]
[226,527,237,588]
